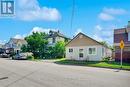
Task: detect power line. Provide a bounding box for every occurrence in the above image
[70,0,75,32]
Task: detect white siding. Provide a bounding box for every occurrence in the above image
[66,46,104,61]
[56,37,65,42]
[48,37,65,46]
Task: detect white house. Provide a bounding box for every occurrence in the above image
[47,30,71,46]
[0,44,3,48]
[66,33,112,61]
[4,38,27,53]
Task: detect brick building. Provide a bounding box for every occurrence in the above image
[114,21,130,63]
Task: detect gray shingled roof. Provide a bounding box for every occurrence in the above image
[47,30,71,39]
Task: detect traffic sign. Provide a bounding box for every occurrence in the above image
[119,40,125,69]
[120,40,124,49]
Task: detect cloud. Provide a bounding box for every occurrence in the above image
[0,40,7,44]
[95,25,102,31]
[98,7,127,21]
[93,25,115,44]
[14,34,26,39]
[103,8,127,15]
[93,34,103,41]
[99,13,114,21]
[30,27,57,34]
[74,28,83,35]
[16,0,61,21]
[13,27,58,39]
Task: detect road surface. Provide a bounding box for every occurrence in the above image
[0,58,130,87]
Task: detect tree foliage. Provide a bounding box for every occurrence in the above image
[53,41,65,58]
[21,45,28,52]
[100,41,114,51]
[47,41,65,58]
[21,32,66,59]
[23,32,48,58]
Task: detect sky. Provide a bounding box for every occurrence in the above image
[0,0,130,45]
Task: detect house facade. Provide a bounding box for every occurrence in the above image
[0,44,3,48]
[114,21,130,62]
[47,30,71,46]
[66,33,111,61]
[4,38,27,53]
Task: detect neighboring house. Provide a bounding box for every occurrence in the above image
[114,21,130,62]
[4,38,27,53]
[66,33,111,61]
[0,44,3,48]
[47,30,71,46]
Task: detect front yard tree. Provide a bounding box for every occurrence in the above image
[21,45,28,52]
[25,32,48,58]
[53,41,65,58]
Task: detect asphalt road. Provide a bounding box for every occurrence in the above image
[0,58,130,87]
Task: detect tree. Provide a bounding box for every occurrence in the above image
[47,41,65,58]
[21,45,28,52]
[100,41,114,51]
[100,41,109,48]
[54,41,65,58]
[25,32,48,58]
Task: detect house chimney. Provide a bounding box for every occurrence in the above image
[127,21,130,28]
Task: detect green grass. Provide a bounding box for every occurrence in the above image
[55,59,130,70]
[28,57,65,62]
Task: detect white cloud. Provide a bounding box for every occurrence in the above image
[95,25,102,31]
[74,28,83,35]
[103,8,127,15]
[14,34,26,39]
[17,0,61,21]
[93,34,103,41]
[30,27,57,34]
[13,27,58,39]
[98,7,127,21]
[99,13,114,21]
[0,40,6,44]
[93,25,115,44]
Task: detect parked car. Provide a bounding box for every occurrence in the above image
[13,53,27,60]
[2,53,10,58]
[0,48,4,54]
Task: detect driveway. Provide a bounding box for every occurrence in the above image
[0,58,130,87]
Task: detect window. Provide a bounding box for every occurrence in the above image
[79,49,83,52]
[79,53,83,57]
[128,32,130,41]
[69,49,73,52]
[88,48,96,55]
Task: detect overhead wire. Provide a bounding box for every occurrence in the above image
[70,0,75,34]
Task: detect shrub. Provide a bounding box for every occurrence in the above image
[102,57,111,62]
[26,55,34,60]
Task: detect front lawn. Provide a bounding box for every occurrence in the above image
[55,59,130,70]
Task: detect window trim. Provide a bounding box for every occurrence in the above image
[88,47,97,55]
